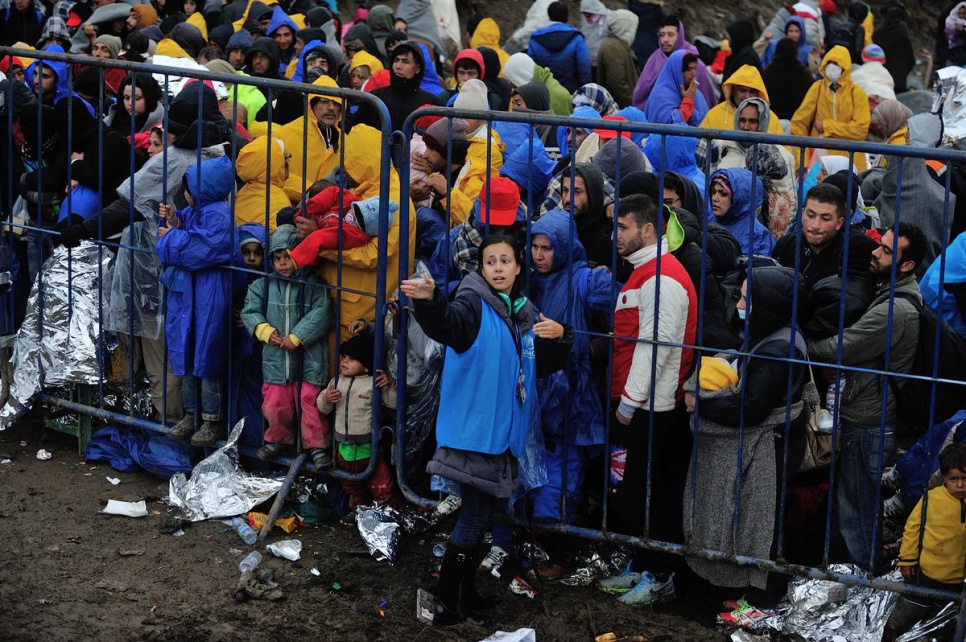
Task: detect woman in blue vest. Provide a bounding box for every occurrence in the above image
[401,232,572,626]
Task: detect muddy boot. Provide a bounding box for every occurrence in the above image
[461,543,495,616]
[168,415,196,440]
[190,421,221,447]
[434,544,471,626]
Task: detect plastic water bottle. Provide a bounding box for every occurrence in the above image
[238,551,262,573]
[232,517,258,545]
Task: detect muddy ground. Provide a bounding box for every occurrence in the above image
[0,419,741,642]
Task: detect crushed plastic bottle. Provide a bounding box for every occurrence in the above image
[238,551,262,573]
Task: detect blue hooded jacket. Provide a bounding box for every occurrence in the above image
[292,39,325,83]
[555,105,601,159]
[644,134,706,200]
[761,16,814,67]
[706,167,774,257]
[920,230,966,337]
[30,44,95,116]
[157,156,239,379]
[266,7,300,69]
[528,22,592,93]
[643,49,708,126]
[530,210,616,447]
[615,105,649,146]
[500,136,556,204]
[416,42,446,97]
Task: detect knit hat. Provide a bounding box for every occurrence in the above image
[453,79,488,112]
[502,52,536,87]
[592,138,645,182]
[422,118,470,165]
[94,35,122,58]
[479,177,520,226]
[697,356,739,391]
[131,4,158,29]
[861,44,886,64]
[340,334,374,373]
[351,196,398,234]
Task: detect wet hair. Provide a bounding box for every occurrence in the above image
[547,1,568,23]
[682,52,698,72]
[198,46,225,62]
[127,31,149,55]
[896,221,926,270]
[805,182,846,219]
[939,443,966,475]
[618,193,659,229]
[308,178,335,197]
[659,15,680,30]
[663,172,685,200]
[478,232,524,296]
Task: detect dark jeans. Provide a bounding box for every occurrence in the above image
[182,375,222,422]
[608,406,691,574]
[450,484,498,548]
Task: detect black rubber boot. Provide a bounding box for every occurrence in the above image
[433,545,470,626]
[461,543,495,615]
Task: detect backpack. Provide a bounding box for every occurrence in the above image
[888,293,966,427]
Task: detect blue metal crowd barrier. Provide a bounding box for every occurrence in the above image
[0,48,395,487]
[395,105,966,629]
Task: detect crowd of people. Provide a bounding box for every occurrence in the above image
[1,0,965,637]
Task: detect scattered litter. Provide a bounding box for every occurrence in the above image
[100,500,148,518]
[65,535,81,543]
[432,543,446,557]
[234,569,283,602]
[117,549,144,557]
[1,458,11,464]
[106,477,121,485]
[158,513,187,534]
[228,548,242,556]
[482,629,538,642]
[172,529,185,537]
[357,504,403,564]
[166,421,283,521]
[248,511,299,534]
[730,631,771,642]
[19,440,27,447]
[95,579,130,593]
[37,598,52,605]
[266,539,302,561]
[36,449,52,461]
[310,568,320,577]
[415,588,436,625]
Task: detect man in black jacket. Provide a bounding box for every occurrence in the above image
[369,40,440,132]
[772,183,849,292]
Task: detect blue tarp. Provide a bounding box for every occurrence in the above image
[85,426,196,479]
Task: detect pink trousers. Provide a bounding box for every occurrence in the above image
[261,382,330,449]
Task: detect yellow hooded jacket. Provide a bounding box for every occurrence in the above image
[186,12,208,41]
[275,75,344,201]
[469,18,509,77]
[349,50,384,76]
[699,65,785,137]
[155,38,192,59]
[790,46,870,171]
[233,137,290,234]
[898,485,966,584]
[318,124,415,335]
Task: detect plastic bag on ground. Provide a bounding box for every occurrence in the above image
[85,426,195,480]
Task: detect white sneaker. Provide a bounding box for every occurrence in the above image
[480,545,509,571]
[617,571,676,606]
[433,494,462,516]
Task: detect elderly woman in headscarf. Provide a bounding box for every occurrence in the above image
[868,99,912,146]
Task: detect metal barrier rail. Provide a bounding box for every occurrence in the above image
[394,105,966,627]
[0,49,398,487]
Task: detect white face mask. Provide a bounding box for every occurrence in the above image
[825,63,843,82]
[737,307,747,320]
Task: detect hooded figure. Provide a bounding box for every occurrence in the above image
[105,72,164,137]
[699,65,784,138]
[762,37,814,121]
[291,39,327,83]
[470,17,510,72]
[633,19,716,110]
[556,105,602,161]
[367,4,395,58]
[920,230,966,338]
[500,136,556,205]
[529,208,616,521]
[707,167,774,256]
[723,20,761,83]
[245,36,282,85]
[369,40,441,132]
[571,83,619,116]
[170,22,206,59]
[503,52,573,116]
[568,162,612,269]
[528,11,592,93]
[30,45,95,116]
[342,23,383,63]
[644,135,706,200]
[683,265,810,590]
[851,44,897,101]
[234,136,290,234]
[579,0,611,65]
[226,28,253,62]
[644,49,708,126]
[510,82,558,151]
[791,46,870,172]
[395,0,445,62]
[415,41,446,97]
[477,46,512,111]
[874,5,915,92]
[596,10,639,109]
[266,6,301,69]
[761,16,814,67]
[276,75,343,195]
[0,0,44,47]
[157,155,238,382]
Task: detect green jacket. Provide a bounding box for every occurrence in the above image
[808,276,921,426]
[533,65,573,117]
[241,273,334,386]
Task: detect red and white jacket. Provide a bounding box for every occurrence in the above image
[611,241,697,414]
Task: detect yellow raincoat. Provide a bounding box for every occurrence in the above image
[469,18,509,76]
[791,46,870,171]
[155,38,192,58]
[233,137,290,234]
[467,125,504,172]
[275,75,343,201]
[437,157,490,226]
[318,124,415,335]
[186,12,208,41]
[349,50,384,76]
[699,65,785,137]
